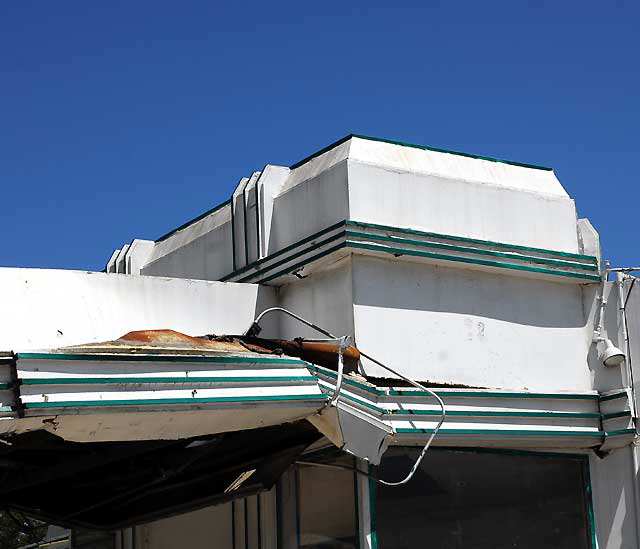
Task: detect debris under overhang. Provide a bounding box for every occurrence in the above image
[0,421,320,530]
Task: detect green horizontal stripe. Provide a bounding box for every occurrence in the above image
[599,391,628,402]
[221,220,346,281]
[602,411,633,420]
[344,230,598,271]
[389,409,600,419]
[259,242,348,284]
[396,428,603,437]
[347,220,596,263]
[0,406,13,413]
[307,364,384,396]
[347,241,600,282]
[605,429,636,437]
[0,383,11,391]
[226,219,597,286]
[156,199,232,243]
[237,230,345,283]
[21,376,318,385]
[318,383,385,414]
[17,353,308,365]
[384,390,599,400]
[24,393,328,409]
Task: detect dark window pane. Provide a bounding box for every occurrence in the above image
[375,449,591,549]
[71,529,115,549]
[297,462,357,549]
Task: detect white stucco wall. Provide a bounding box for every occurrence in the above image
[277,258,355,342]
[267,160,350,253]
[347,158,580,254]
[0,268,277,351]
[590,447,640,549]
[142,207,234,281]
[351,255,594,391]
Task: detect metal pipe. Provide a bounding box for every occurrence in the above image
[617,273,634,396]
[616,272,640,549]
[594,260,610,342]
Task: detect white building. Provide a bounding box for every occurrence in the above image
[2,134,639,548]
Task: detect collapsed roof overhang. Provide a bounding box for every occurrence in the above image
[0,421,320,530]
[0,329,618,529]
[0,329,385,530]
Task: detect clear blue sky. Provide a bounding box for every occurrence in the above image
[2,1,638,271]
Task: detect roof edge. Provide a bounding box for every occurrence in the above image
[290,133,553,172]
[155,199,231,243]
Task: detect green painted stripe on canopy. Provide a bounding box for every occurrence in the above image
[307,365,384,395]
[384,389,599,400]
[17,353,309,365]
[388,409,600,419]
[21,376,318,385]
[599,391,628,402]
[605,428,636,437]
[24,393,328,409]
[317,384,385,414]
[601,411,633,420]
[396,428,603,437]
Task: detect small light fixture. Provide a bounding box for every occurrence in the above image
[598,338,626,367]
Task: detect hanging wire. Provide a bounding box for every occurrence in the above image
[246,308,446,486]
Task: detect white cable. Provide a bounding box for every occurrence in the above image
[246,308,447,487]
[329,335,350,406]
[359,350,446,486]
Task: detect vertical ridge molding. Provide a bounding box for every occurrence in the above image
[232,177,250,271]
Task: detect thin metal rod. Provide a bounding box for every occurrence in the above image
[248,307,446,487]
[248,307,336,338]
[359,350,446,486]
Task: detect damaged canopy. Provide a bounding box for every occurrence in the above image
[0,329,389,529]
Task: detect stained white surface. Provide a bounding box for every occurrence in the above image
[590,448,640,549]
[351,255,593,391]
[0,268,276,351]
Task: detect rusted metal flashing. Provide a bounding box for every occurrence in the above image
[59,330,360,373]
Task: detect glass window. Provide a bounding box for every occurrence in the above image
[297,462,357,549]
[278,457,358,549]
[374,448,592,549]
